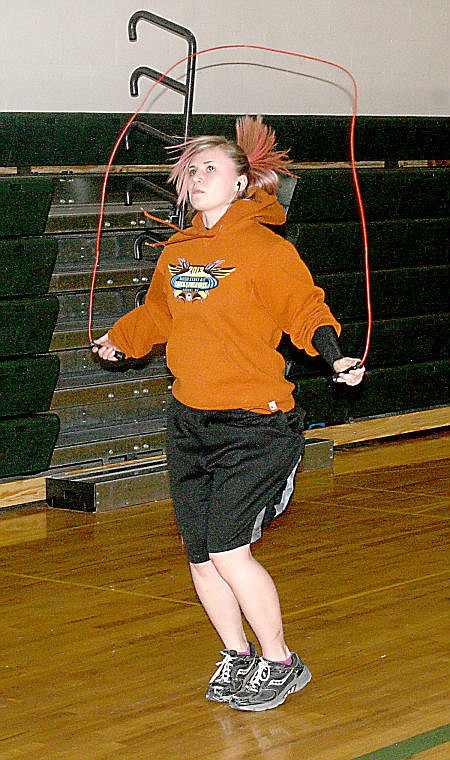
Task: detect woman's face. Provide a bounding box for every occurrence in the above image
[186,146,246,228]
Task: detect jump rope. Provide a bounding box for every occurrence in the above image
[89,43,372,372]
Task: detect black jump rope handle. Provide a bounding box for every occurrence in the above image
[331,362,361,382]
[91,342,126,362]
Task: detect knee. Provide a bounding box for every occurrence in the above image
[190,559,216,581]
[209,545,252,579]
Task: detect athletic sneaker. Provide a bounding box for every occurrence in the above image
[206,642,259,703]
[229,652,311,711]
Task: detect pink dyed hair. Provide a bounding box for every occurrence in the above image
[168,115,291,206]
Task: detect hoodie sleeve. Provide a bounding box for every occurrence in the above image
[253,239,341,355]
[108,264,172,359]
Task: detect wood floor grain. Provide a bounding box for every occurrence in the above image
[0,432,448,760]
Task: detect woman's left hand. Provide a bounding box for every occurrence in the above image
[332,357,365,386]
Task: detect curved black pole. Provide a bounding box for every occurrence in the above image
[128,10,197,144]
[128,10,196,48]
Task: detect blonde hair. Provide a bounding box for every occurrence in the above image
[168,116,291,206]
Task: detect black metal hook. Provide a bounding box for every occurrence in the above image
[127,10,197,146]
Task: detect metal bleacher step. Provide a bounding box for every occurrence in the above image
[46,456,171,512]
[49,368,172,469]
[46,172,173,235]
[50,418,167,470]
[45,437,334,513]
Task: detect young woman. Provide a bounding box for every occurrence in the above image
[92,116,365,712]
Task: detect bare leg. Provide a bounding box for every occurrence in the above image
[190,560,249,652]
[209,545,290,662]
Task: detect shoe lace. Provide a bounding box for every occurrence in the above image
[244,659,270,693]
[213,651,234,683]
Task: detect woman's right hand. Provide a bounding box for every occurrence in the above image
[91,332,123,362]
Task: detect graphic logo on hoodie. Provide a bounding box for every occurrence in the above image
[168,258,235,301]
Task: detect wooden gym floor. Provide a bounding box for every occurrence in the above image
[0,431,448,759]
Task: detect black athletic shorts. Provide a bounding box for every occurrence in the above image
[166,398,305,564]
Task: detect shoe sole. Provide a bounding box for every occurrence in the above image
[229,665,312,712]
[206,692,232,703]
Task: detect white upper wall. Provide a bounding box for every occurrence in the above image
[0,0,448,115]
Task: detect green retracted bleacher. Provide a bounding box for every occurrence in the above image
[0,179,60,479]
[282,164,449,428]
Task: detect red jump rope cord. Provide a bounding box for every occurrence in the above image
[89,43,372,365]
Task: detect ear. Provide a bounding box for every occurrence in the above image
[236,175,248,193]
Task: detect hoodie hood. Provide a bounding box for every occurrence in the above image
[166,188,286,245]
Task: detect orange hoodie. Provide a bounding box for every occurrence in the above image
[109,188,340,413]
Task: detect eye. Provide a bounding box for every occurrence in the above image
[188,167,197,176]
[206,165,215,172]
